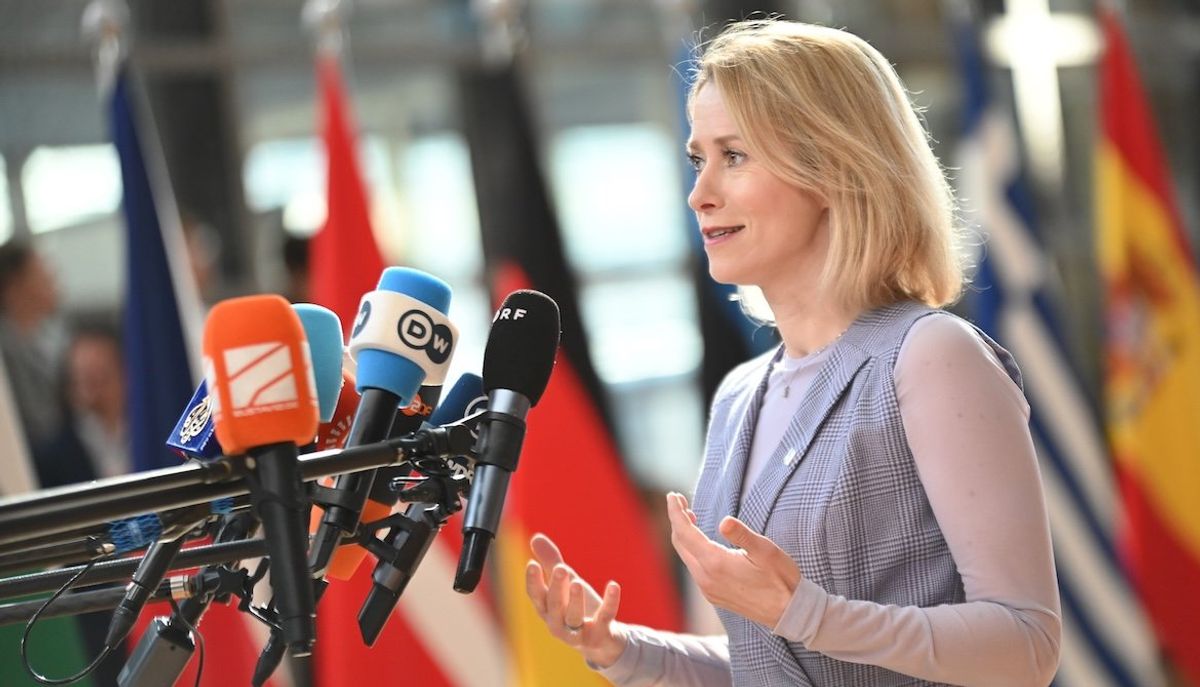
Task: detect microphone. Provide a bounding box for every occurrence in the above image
[356,372,485,644]
[117,510,258,687]
[166,303,345,459]
[454,291,559,593]
[106,302,341,655]
[254,268,456,686]
[308,267,457,577]
[293,303,346,424]
[323,382,443,582]
[102,501,218,650]
[204,294,320,657]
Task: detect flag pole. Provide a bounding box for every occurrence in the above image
[81,0,126,100]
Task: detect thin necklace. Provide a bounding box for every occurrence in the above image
[778,327,850,398]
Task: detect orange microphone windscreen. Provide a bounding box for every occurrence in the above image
[203,294,319,454]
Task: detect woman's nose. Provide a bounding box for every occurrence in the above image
[687,168,721,213]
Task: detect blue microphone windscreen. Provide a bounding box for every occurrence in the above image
[355,268,453,401]
[294,303,345,422]
[430,373,485,426]
[378,267,452,312]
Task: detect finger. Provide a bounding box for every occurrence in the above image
[525,560,548,615]
[719,516,774,557]
[593,580,622,626]
[545,564,572,622]
[566,580,586,631]
[669,528,707,577]
[666,493,713,555]
[530,533,565,575]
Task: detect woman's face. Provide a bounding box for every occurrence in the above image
[687,85,829,292]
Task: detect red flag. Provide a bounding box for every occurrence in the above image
[310,53,387,334]
[307,51,508,686]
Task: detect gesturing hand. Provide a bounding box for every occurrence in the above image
[666,492,802,628]
[525,533,628,668]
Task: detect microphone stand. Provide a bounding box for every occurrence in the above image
[0,425,477,548]
[0,538,269,604]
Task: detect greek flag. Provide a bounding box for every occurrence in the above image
[951,8,1162,686]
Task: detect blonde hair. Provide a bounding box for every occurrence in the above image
[689,20,965,320]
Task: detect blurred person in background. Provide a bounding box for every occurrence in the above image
[0,241,68,453]
[34,316,129,487]
[526,19,1060,686]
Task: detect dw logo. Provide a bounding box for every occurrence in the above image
[223,342,300,416]
[352,300,372,339]
[397,309,454,364]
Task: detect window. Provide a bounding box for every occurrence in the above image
[22,145,121,234]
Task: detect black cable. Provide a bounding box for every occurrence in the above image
[168,596,205,687]
[19,559,116,685]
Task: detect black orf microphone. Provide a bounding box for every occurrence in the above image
[454,290,559,593]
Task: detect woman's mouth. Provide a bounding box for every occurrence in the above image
[703,225,744,243]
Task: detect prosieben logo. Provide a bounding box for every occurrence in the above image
[223,342,299,417]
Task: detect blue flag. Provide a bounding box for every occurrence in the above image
[110,68,200,472]
[950,7,1163,686]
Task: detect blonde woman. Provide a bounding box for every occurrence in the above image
[526,19,1061,686]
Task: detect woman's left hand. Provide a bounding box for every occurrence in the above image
[666,491,802,628]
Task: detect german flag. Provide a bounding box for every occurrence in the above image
[1096,7,1200,682]
[458,54,684,685]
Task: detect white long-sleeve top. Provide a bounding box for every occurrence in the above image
[599,314,1061,686]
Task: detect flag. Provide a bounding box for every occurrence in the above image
[309,53,387,335]
[110,65,278,687]
[111,69,202,474]
[952,6,1166,685]
[305,50,506,687]
[1096,6,1200,683]
[459,57,684,686]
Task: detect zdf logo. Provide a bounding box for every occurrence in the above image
[398,309,454,364]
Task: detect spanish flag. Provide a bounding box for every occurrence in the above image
[1096,7,1200,682]
[458,56,684,685]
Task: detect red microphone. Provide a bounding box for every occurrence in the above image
[203,294,319,657]
[315,369,360,451]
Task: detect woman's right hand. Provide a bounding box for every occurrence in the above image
[525,532,627,668]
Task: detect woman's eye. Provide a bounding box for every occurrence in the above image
[724,149,745,165]
[687,154,704,171]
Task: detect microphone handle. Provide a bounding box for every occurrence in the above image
[105,536,186,648]
[454,390,529,593]
[357,502,443,645]
[308,387,401,573]
[254,389,401,684]
[252,579,327,687]
[246,442,315,657]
